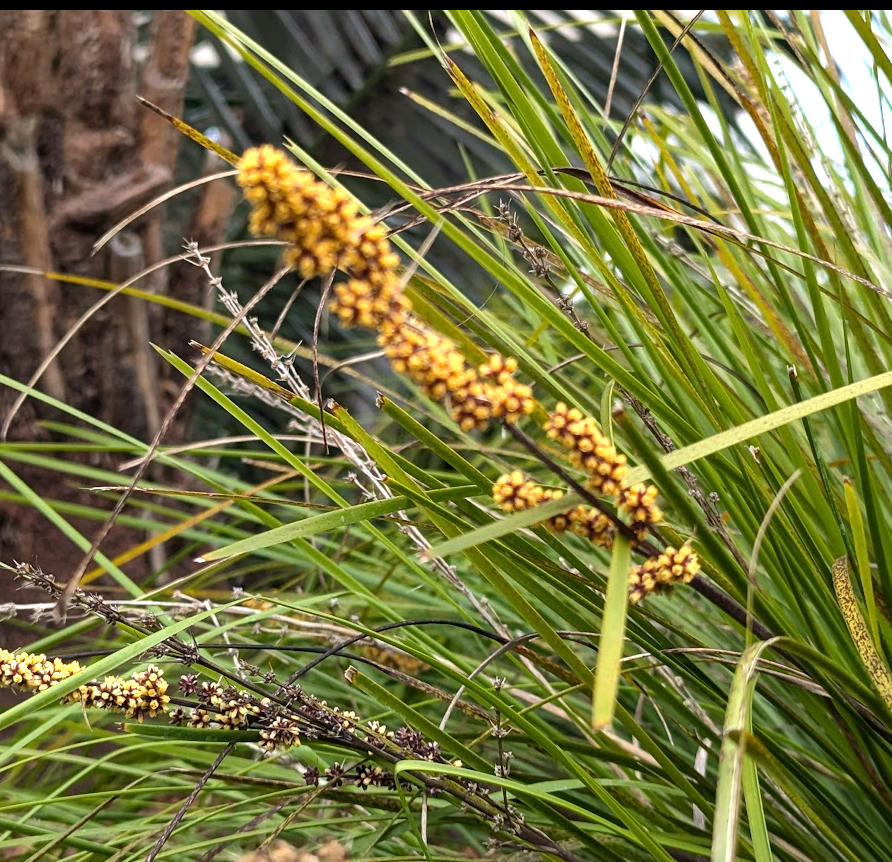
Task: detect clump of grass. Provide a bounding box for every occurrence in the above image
[4,10,892,862]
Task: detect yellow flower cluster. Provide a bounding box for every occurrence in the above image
[618,482,663,543]
[238,144,356,280]
[544,403,628,497]
[492,470,564,513]
[0,649,171,723]
[0,648,82,693]
[64,665,170,722]
[381,321,474,402]
[493,454,695,602]
[491,472,615,545]
[478,355,537,426]
[628,545,700,604]
[543,404,662,539]
[564,506,617,548]
[197,680,267,729]
[381,322,534,430]
[237,145,533,432]
[237,145,408,330]
[331,272,411,331]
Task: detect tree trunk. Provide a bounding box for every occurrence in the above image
[0,11,228,642]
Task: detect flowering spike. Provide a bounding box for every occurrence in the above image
[0,649,82,693]
[493,472,558,512]
[629,545,700,604]
[544,404,627,496]
[618,482,663,542]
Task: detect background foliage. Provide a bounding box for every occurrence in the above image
[2,10,892,862]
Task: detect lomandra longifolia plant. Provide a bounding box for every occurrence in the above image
[4,10,892,862]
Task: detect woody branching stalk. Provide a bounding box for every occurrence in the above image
[236,144,700,604]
